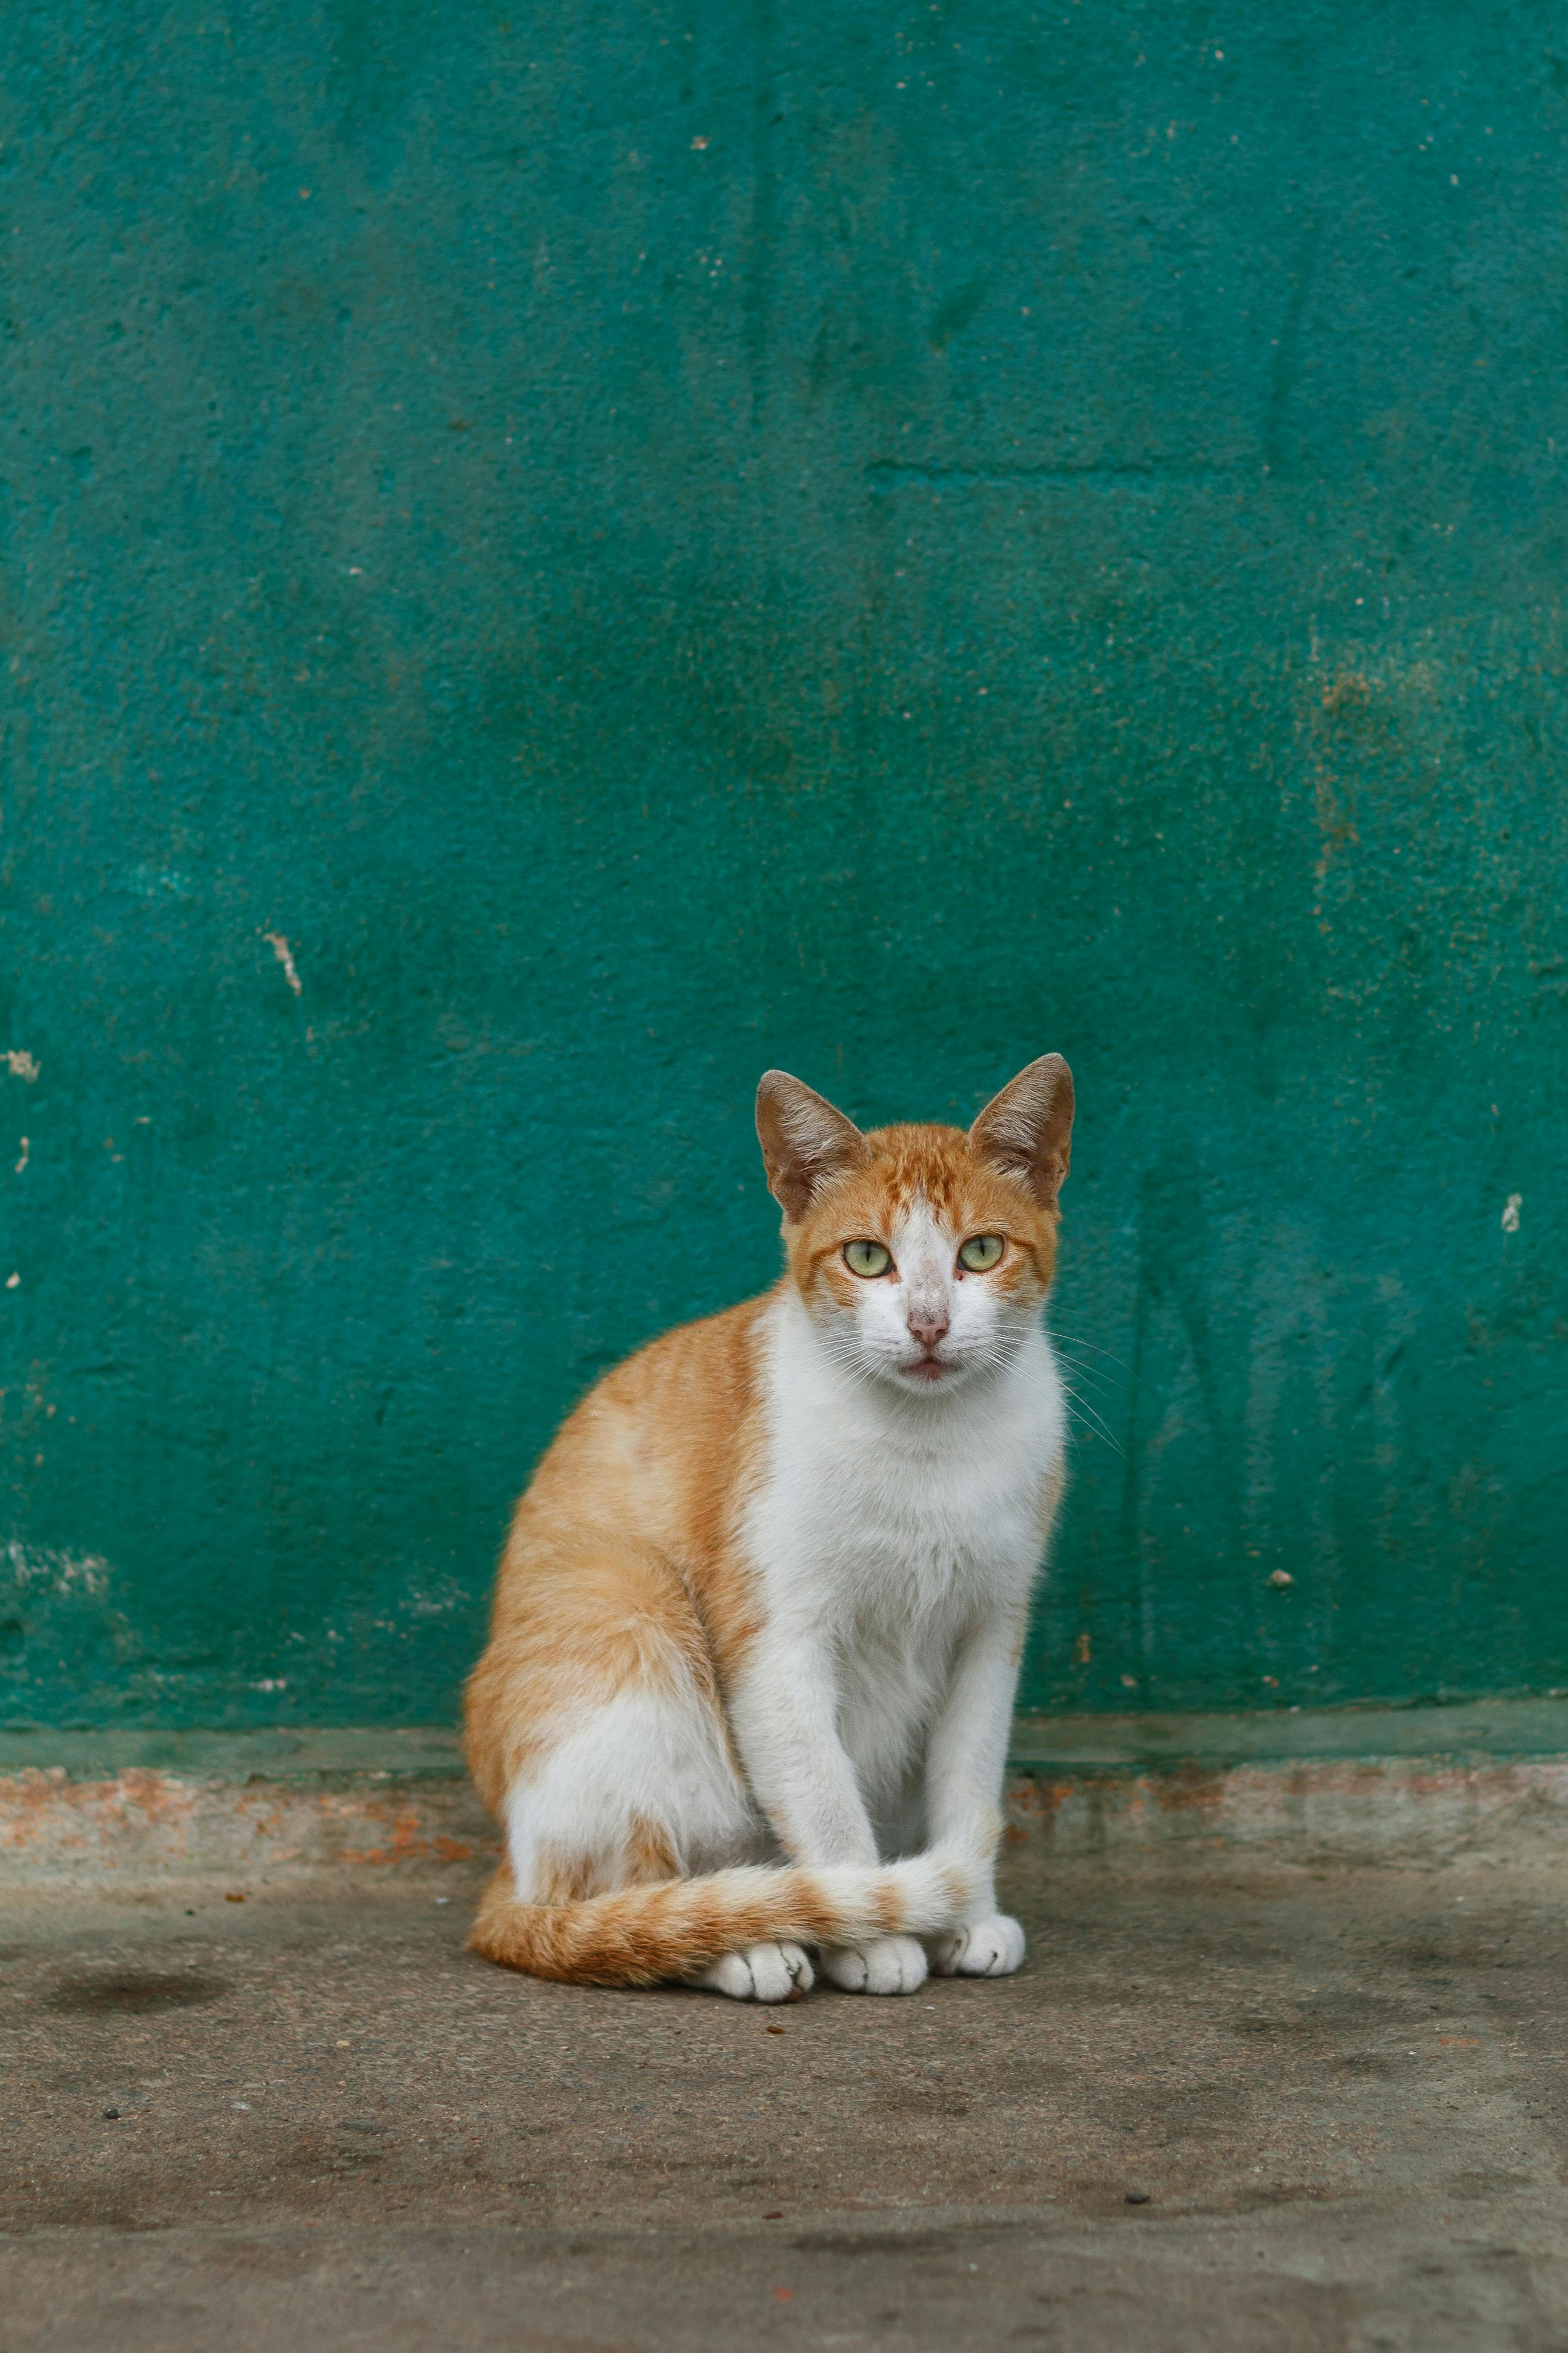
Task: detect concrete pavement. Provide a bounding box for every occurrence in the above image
[5,1846,1567,2350]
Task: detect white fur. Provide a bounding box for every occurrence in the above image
[505,1683,763,1897]
[819,1934,930,1994]
[504,1203,1066,2000]
[691,1942,814,2002]
[932,1915,1027,1976]
[724,1244,1065,1994]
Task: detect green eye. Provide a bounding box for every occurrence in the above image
[843,1239,893,1279]
[958,1234,1005,1273]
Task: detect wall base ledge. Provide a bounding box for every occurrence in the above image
[7,1697,1568,1881]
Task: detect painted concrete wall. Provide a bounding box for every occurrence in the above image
[1,1,1564,1730]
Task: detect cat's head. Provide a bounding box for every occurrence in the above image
[755,1058,1073,1397]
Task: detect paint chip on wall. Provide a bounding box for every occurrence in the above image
[261,931,303,995]
[4,1051,39,1082]
[1501,1192,1521,1232]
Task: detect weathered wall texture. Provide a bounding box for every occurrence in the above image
[0,2,1563,1729]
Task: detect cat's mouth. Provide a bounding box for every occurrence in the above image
[905,1354,951,1383]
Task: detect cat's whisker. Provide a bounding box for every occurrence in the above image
[1057,1355,1122,1382]
[1058,1381,1123,1456]
[1047,1329,1129,1369]
[1051,1339,1117,1377]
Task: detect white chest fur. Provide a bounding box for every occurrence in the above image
[742,1290,1066,1821]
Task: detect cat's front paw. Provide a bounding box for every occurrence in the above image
[929,1914,1026,1978]
[691,1941,814,2002]
[819,1934,929,1995]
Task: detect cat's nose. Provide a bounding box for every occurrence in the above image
[908,1307,949,1348]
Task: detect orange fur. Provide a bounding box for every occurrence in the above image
[464,1060,1072,1991]
[467,1859,967,1988]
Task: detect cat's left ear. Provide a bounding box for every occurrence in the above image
[756,1070,872,1221]
[969,1055,1075,1205]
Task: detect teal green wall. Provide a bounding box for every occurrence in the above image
[1,1,1564,1730]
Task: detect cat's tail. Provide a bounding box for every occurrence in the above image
[468,1853,972,1988]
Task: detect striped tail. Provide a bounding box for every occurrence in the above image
[469,1854,971,1987]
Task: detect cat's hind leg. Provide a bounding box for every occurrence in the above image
[504,1698,816,1998]
[505,1679,753,1912]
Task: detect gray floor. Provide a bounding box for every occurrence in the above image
[5,1848,1567,2350]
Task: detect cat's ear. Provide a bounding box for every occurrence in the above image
[969,1055,1075,1205]
[755,1070,871,1221]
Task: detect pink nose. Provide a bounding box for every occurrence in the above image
[908,1310,948,1349]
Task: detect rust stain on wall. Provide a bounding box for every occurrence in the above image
[0,1768,496,1881]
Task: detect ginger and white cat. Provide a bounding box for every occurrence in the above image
[464,1055,1074,2000]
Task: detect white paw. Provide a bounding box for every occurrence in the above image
[930,1914,1026,1977]
[691,1941,814,2003]
[819,1934,929,1996]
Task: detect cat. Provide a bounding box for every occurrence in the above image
[463,1054,1074,2000]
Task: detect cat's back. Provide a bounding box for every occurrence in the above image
[507,1284,777,1562]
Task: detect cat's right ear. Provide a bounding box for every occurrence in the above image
[755,1071,871,1221]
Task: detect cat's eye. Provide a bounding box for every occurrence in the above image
[958,1234,1005,1273]
[843,1239,893,1279]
